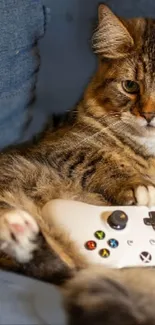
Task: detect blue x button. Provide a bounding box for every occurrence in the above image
[108,238,119,248]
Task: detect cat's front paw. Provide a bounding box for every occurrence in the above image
[0,209,39,263]
[135,185,155,207]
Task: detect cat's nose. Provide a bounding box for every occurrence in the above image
[141,112,155,124]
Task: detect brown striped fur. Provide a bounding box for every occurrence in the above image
[64,266,155,325]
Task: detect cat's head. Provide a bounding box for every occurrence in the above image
[85,5,155,139]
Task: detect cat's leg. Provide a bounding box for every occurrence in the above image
[0,208,39,263]
[0,140,63,264]
[0,208,74,284]
[64,266,155,325]
[0,150,88,278]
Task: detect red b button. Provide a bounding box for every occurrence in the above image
[85,240,97,250]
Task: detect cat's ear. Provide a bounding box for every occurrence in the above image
[93,5,134,59]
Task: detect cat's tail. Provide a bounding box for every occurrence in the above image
[63,265,155,325]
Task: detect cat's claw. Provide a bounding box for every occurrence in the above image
[135,185,155,207]
[0,209,39,263]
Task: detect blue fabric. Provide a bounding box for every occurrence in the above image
[0,271,66,325]
[0,0,48,148]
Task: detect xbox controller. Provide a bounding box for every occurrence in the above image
[42,200,155,268]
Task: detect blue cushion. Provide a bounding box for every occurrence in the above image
[0,0,48,148]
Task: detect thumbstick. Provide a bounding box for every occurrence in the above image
[107,211,128,230]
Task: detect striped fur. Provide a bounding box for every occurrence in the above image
[64,266,155,325]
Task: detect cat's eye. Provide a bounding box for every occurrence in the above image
[122,80,140,94]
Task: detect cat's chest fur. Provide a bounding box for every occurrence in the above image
[133,134,155,157]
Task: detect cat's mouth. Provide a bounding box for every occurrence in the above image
[144,124,155,136]
[146,124,154,128]
[145,124,155,130]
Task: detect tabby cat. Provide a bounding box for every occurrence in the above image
[0,4,155,323]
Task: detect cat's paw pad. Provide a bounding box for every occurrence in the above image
[135,185,155,207]
[0,210,39,263]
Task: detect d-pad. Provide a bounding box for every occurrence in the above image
[144,212,155,230]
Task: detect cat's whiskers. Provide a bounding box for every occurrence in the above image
[62,111,138,152]
[62,111,119,137]
[71,120,123,148]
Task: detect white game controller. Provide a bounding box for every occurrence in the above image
[42,200,155,268]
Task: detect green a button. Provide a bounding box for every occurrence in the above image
[94,230,105,240]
